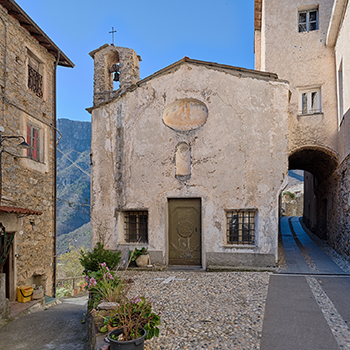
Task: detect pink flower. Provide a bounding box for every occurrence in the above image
[131,298,142,304]
[85,276,89,282]
[88,277,97,287]
[100,262,107,267]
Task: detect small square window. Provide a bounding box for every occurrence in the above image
[298,9,318,32]
[299,89,321,114]
[27,123,40,161]
[124,211,148,243]
[226,210,256,245]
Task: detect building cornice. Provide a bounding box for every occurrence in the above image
[0,0,74,67]
[326,0,349,47]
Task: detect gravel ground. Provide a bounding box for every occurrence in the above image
[115,271,270,350]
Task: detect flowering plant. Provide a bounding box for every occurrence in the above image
[86,262,123,310]
[103,294,161,341]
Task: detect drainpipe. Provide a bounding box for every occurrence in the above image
[53,51,60,297]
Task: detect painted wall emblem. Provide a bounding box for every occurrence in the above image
[163,98,208,131]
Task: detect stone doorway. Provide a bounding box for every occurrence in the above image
[168,198,201,266]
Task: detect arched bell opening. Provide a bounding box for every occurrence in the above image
[106,50,120,90]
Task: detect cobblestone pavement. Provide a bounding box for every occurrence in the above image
[116,270,270,350]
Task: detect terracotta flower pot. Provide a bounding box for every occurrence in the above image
[135,254,149,267]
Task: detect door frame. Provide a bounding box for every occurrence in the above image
[167,197,202,267]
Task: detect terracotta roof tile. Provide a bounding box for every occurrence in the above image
[0,206,42,215]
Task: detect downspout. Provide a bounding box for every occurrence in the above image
[53,50,60,297]
[0,14,7,127]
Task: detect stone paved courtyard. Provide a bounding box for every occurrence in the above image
[118,271,270,350]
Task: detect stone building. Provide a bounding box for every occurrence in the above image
[89,0,350,268]
[255,0,350,259]
[88,44,289,269]
[0,0,73,316]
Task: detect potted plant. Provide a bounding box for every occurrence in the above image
[130,247,149,267]
[105,295,161,349]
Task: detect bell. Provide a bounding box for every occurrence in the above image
[113,72,120,82]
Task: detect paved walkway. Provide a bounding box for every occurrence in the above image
[0,295,88,350]
[0,217,349,349]
[261,217,350,350]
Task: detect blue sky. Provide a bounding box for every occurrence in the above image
[18,0,255,122]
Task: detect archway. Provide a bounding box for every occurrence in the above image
[288,146,338,239]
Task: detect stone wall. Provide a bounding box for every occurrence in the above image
[0,274,9,322]
[0,4,56,297]
[325,154,350,260]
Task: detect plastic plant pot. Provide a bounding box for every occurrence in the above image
[107,328,146,350]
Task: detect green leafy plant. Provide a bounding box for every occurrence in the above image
[85,262,123,310]
[57,245,85,279]
[282,191,295,200]
[105,295,161,341]
[80,242,121,273]
[130,247,148,262]
[56,287,72,298]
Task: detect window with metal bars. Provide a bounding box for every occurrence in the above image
[226,210,256,245]
[124,211,148,243]
[26,123,40,161]
[298,9,318,33]
[27,56,43,98]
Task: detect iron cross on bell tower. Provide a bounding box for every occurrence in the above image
[109,27,117,45]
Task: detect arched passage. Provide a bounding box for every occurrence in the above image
[288,146,338,239]
[289,146,338,183]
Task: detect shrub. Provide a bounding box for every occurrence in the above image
[80,242,121,273]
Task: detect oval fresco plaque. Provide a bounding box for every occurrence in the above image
[163,98,208,131]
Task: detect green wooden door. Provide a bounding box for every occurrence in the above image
[168,198,201,266]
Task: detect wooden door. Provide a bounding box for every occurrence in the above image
[168,198,201,266]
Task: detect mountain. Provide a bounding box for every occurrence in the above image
[56,118,91,255]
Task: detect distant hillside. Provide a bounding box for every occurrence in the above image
[57,222,91,256]
[57,118,91,255]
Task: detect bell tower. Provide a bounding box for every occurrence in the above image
[89,44,141,105]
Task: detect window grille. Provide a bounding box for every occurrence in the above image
[27,124,40,160]
[298,9,318,32]
[226,210,256,245]
[124,211,148,243]
[28,63,43,98]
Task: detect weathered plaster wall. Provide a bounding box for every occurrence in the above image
[91,62,289,268]
[260,0,338,155]
[0,5,56,297]
[326,1,350,260]
[335,1,350,162]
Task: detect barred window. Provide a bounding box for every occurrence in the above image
[298,9,318,33]
[27,123,40,161]
[27,55,43,98]
[226,210,256,245]
[124,211,148,243]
